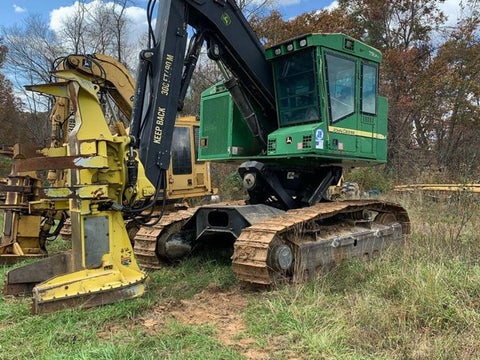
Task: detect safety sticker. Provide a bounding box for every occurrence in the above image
[315,129,324,149]
[121,248,132,266]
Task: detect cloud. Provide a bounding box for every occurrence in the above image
[13,4,26,13]
[324,1,338,12]
[49,1,147,43]
[49,4,73,33]
[438,0,462,27]
[124,5,149,43]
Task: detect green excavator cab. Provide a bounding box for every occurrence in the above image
[199,33,388,167]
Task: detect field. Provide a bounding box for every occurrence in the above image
[1,193,479,360]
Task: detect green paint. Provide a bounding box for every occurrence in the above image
[221,12,231,26]
[199,33,388,168]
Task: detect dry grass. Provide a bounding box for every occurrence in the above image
[1,192,479,359]
[246,192,480,359]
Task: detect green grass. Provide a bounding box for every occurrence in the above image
[1,194,480,359]
[244,193,480,359]
[0,254,240,360]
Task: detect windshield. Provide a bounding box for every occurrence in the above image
[273,48,321,127]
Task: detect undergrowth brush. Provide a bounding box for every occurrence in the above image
[0,193,479,359]
[246,192,480,359]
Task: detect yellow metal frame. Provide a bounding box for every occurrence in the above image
[1,53,215,266]
[394,184,480,193]
[7,70,151,313]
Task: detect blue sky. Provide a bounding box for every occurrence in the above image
[0,0,337,30]
[0,0,462,106]
[1,0,462,38]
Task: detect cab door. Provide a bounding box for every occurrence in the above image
[324,51,358,153]
[357,62,379,158]
[166,117,215,200]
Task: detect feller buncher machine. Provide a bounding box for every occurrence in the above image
[4,0,410,313]
[0,53,213,264]
[0,52,137,264]
[1,53,215,302]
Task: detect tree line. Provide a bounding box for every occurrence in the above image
[0,0,478,182]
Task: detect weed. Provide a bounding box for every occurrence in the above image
[0,194,479,359]
[344,166,393,193]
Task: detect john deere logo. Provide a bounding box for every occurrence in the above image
[221,12,231,26]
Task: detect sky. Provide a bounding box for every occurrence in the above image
[0,0,463,107]
[0,0,463,43]
[1,0,338,31]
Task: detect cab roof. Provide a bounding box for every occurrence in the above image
[265,33,382,63]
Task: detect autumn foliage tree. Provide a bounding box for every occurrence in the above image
[416,14,480,177]
[250,8,363,47]
[337,0,448,180]
[0,38,23,146]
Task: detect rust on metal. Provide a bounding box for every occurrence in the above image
[59,217,72,241]
[3,253,71,296]
[13,155,109,173]
[0,251,46,266]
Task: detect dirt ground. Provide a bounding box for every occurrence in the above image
[138,283,270,359]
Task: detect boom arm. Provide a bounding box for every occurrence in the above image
[130,0,276,188]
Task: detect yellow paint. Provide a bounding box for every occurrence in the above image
[45,187,73,198]
[39,146,67,157]
[76,185,109,199]
[13,242,24,255]
[80,141,97,154]
[7,66,213,313]
[16,215,42,237]
[97,140,108,157]
[329,126,386,140]
[29,199,70,211]
[25,82,70,98]
[394,184,480,193]
[31,211,148,313]
[54,70,100,99]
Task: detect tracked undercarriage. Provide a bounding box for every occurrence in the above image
[132,199,410,284]
[132,208,197,271]
[233,200,409,285]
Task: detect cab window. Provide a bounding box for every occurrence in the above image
[361,63,378,114]
[273,48,321,126]
[171,127,192,175]
[193,126,199,161]
[325,53,356,122]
